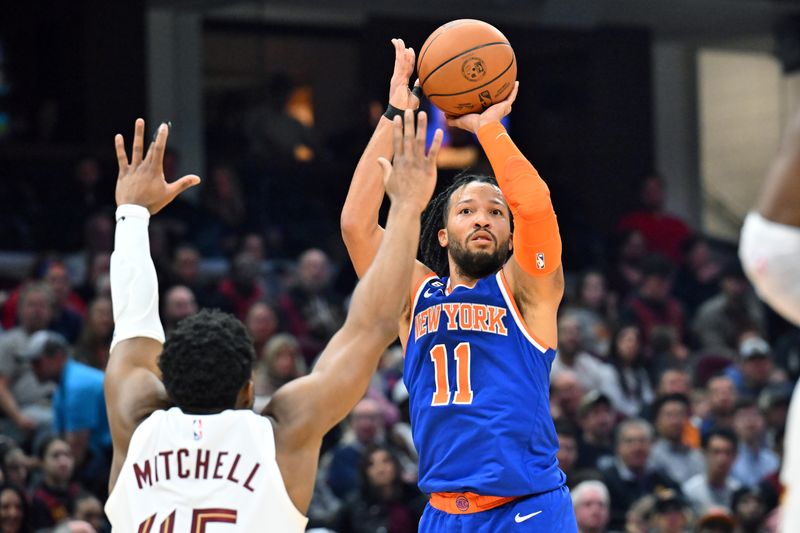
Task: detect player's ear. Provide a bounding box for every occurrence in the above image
[237,379,255,410]
[438,228,448,248]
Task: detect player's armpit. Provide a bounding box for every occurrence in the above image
[502,261,563,349]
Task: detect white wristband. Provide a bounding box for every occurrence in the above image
[110,204,165,352]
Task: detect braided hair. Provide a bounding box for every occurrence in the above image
[419,173,512,278]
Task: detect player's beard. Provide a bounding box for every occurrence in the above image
[448,231,510,280]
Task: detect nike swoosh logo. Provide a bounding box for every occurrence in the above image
[514,511,542,523]
[423,288,436,298]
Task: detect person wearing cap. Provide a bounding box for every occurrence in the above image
[695,507,735,533]
[730,397,779,488]
[724,334,775,398]
[0,282,57,439]
[576,391,616,471]
[682,428,740,517]
[23,330,111,494]
[692,259,765,353]
[648,393,706,485]
[649,489,691,533]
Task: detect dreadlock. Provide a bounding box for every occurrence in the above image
[419,173,512,278]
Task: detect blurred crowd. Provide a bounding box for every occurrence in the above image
[0,82,796,533]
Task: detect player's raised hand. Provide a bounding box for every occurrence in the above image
[114,119,201,214]
[378,110,443,213]
[446,81,519,134]
[388,38,421,111]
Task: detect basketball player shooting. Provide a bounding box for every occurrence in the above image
[739,107,800,533]
[341,40,577,531]
[103,114,441,531]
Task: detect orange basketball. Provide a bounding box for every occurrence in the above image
[417,19,516,116]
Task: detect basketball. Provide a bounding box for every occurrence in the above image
[417,19,516,117]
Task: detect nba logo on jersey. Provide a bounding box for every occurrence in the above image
[192,418,203,441]
[536,252,545,270]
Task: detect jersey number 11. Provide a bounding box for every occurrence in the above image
[430,342,474,406]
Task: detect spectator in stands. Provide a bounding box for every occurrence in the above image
[758,383,792,448]
[74,297,113,371]
[245,302,279,358]
[196,163,246,256]
[673,236,721,321]
[327,398,386,499]
[695,508,735,533]
[607,229,647,302]
[556,420,580,488]
[0,483,30,533]
[730,487,767,533]
[648,489,691,533]
[43,262,85,344]
[648,393,705,485]
[71,493,107,533]
[550,370,586,426]
[0,283,56,438]
[217,252,265,321]
[622,254,685,348]
[617,174,692,264]
[724,335,774,398]
[682,428,740,516]
[75,253,110,306]
[279,248,344,364]
[24,331,110,493]
[571,480,610,533]
[606,324,654,417]
[576,391,616,471]
[649,326,692,378]
[336,445,425,533]
[162,285,198,335]
[31,436,81,530]
[730,397,779,487]
[2,448,29,492]
[551,314,617,400]
[692,260,765,352]
[563,270,616,358]
[52,520,96,533]
[600,418,678,530]
[253,333,306,400]
[700,375,738,438]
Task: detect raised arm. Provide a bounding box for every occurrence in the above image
[449,82,564,348]
[104,119,200,490]
[266,111,442,510]
[340,39,423,277]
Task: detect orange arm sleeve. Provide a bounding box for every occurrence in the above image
[476,121,562,276]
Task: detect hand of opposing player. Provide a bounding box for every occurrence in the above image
[388,38,421,111]
[114,119,200,215]
[446,81,519,134]
[378,110,443,213]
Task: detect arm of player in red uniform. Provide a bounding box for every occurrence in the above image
[340,39,432,283]
[266,111,442,512]
[104,119,201,492]
[449,82,564,349]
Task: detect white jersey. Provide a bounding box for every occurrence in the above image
[105,408,307,533]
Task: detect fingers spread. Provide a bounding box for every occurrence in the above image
[403,109,414,156]
[415,111,427,156]
[391,115,403,157]
[131,118,145,166]
[427,128,444,163]
[114,134,129,172]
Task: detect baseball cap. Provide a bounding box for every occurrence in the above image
[739,337,770,360]
[21,331,68,361]
[653,489,686,513]
[578,390,611,417]
[696,507,735,530]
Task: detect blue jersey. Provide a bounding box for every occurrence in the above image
[404,271,565,496]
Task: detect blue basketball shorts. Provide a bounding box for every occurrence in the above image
[419,485,577,533]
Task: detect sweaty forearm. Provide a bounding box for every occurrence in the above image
[341,117,395,235]
[476,121,562,275]
[757,110,800,227]
[110,205,164,352]
[348,203,421,331]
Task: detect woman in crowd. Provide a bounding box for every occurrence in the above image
[607,324,654,418]
[336,445,426,533]
[0,484,30,533]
